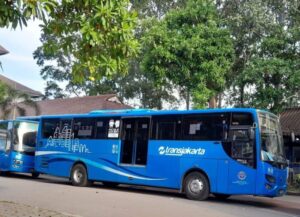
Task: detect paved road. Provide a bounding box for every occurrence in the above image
[0,173,299,217]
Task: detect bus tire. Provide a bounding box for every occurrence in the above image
[31,172,40,179]
[184,172,209,201]
[213,193,231,200]
[71,164,91,187]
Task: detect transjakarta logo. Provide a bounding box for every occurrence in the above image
[158,146,205,156]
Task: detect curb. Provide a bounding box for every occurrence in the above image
[287,191,300,196]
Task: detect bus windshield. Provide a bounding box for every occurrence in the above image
[13,121,38,154]
[259,112,286,165]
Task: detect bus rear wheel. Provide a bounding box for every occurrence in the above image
[184,172,209,201]
[71,164,91,187]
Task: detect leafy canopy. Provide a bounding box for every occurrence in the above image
[0,0,57,29]
[142,0,234,108]
[40,0,139,83]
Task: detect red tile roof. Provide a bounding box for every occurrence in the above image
[280,107,300,136]
[15,94,132,118]
[0,74,43,98]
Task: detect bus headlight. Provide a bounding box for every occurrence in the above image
[266,174,276,183]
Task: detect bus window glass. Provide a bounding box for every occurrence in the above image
[232,113,253,126]
[107,119,120,139]
[158,122,176,140]
[152,116,181,140]
[73,118,95,139]
[60,119,72,139]
[229,129,253,160]
[0,122,7,152]
[182,114,227,141]
[95,119,109,139]
[42,119,60,138]
[13,121,38,154]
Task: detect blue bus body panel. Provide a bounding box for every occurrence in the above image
[34,108,288,197]
[0,151,34,173]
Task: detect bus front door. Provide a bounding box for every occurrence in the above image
[120,118,150,166]
[227,127,256,194]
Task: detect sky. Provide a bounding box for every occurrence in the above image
[0,20,45,93]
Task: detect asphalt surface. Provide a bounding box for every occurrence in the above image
[0,173,299,217]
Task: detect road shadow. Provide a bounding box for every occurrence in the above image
[1,173,299,216]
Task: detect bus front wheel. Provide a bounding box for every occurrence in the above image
[184,172,209,201]
[31,172,40,179]
[71,164,91,187]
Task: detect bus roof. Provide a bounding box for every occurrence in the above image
[36,108,264,119]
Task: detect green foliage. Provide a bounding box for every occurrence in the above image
[0,82,40,119]
[131,0,186,18]
[40,0,139,83]
[141,0,234,108]
[295,174,300,188]
[0,0,57,29]
[222,0,300,113]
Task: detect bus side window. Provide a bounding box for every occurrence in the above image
[231,113,253,126]
[5,122,13,153]
[73,118,95,139]
[0,122,8,152]
[95,119,109,139]
[151,116,181,140]
[95,118,121,139]
[182,114,228,141]
[42,119,60,138]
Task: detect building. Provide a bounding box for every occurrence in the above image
[17,94,132,117]
[0,74,43,99]
[280,107,300,175]
[0,75,132,119]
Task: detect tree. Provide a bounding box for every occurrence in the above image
[131,0,186,18]
[39,0,139,84]
[0,0,56,28]
[141,0,234,109]
[221,0,300,113]
[34,1,181,109]
[0,83,40,119]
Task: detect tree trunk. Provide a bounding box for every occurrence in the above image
[186,89,190,110]
[218,93,222,108]
[209,96,217,108]
[240,85,245,107]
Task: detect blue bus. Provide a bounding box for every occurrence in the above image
[0,120,40,178]
[35,108,287,200]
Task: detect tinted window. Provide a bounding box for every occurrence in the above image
[231,113,253,126]
[0,122,8,152]
[95,119,109,139]
[95,118,120,139]
[152,116,181,140]
[182,114,228,141]
[73,118,95,139]
[42,119,60,138]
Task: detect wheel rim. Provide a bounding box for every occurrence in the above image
[73,169,83,183]
[189,179,203,194]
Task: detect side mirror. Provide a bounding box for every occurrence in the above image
[248,128,255,140]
